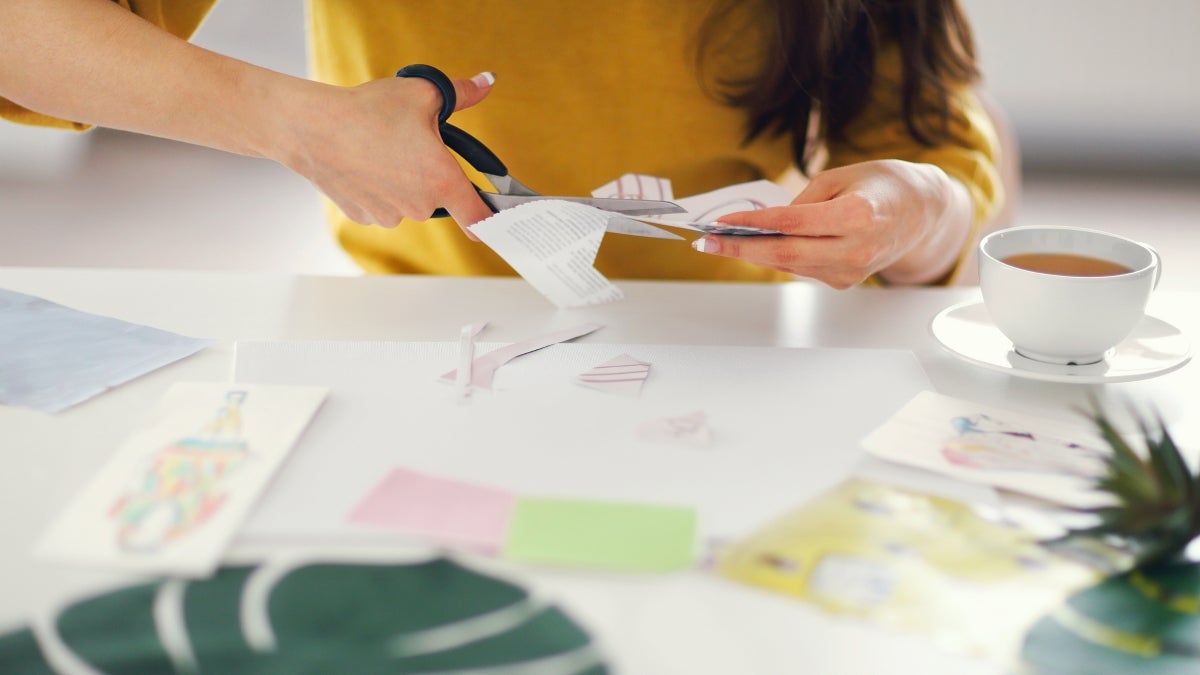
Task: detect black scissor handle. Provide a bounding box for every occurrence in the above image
[395,64,509,219]
[394,64,455,123]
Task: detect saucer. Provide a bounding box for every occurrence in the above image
[929,300,1192,384]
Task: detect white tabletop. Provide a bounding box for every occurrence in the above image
[2,267,1197,674]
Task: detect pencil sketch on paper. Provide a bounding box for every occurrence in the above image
[108,390,252,552]
[939,413,1107,479]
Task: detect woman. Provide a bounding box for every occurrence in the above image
[0,0,1001,288]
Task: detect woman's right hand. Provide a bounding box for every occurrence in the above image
[276,71,497,235]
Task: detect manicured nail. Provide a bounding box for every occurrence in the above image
[470,71,496,88]
[691,237,719,254]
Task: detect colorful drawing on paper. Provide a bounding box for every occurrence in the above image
[576,353,650,398]
[860,391,1111,509]
[940,412,1107,480]
[109,390,251,553]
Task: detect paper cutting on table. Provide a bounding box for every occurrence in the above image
[637,410,711,447]
[503,497,697,573]
[232,341,932,544]
[0,288,213,413]
[440,322,602,391]
[36,382,327,577]
[861,390,1112,509]
[575,353,650,397]
[348,468,515,553]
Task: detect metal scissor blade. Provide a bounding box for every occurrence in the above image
[482,193,686,216]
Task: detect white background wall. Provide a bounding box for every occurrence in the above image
[961,0,1200,171]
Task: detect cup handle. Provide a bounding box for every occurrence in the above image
[1143,242,1162,289]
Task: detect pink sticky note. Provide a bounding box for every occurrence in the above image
[348,468,515,553]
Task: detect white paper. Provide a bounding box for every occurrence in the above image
[592,173,674,201]
[470,200,624,308]
[36,382,328,577]
[636,180,797,235]
[0,288,212,413]
[233,341,932,544]
[861,390,1113,508]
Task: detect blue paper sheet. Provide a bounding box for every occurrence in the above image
[0,288,212,413]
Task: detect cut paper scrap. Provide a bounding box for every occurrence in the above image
[591,173,674,201]
[637,410,711,447]
[469,200,624,308]
[861,390,1112,509]
[635,179,796,236]
[0,287,213,413]
[453,320,488,401]
[576,353,650,398]
[503,497,697,573]
[35,382,328,578]
[348,468,515,553]
[440,322,602,392]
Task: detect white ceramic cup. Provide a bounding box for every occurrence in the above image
[978,226,1161,365]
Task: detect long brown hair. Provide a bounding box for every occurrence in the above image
[697,0,980,170]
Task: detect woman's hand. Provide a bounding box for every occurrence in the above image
[275,72,497,235]
[691,159,974,288]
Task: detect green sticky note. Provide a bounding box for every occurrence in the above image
[504,497,697,573]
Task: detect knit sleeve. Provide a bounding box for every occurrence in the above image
[825,43,1004,285]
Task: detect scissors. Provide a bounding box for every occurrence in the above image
[395,64,686,237]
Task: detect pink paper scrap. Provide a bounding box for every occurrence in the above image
[637,411,712,448]
[576,353,650,398]
[348,468,516,553]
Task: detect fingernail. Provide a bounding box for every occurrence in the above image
[691,237,719,254]
[470,71,496,88]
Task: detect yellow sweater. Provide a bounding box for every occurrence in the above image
[2,0,1001,283]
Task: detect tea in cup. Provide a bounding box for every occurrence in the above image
[978,226,1161,365]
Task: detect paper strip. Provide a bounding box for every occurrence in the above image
[440,323,602,391]
[576,353,650,398]
[469,200,624,308]
[35,382,328,577]
[503,497,697,572]
[348,468,515,553]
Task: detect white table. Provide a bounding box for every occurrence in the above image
[2,267,1196,674]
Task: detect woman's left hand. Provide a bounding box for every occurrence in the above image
[691,159,973,288]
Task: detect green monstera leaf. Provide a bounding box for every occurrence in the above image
[1021,561,1200,674]
[0,557,608,674]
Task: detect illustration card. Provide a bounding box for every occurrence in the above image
[861,391,1112,508]
[36,382,327,577]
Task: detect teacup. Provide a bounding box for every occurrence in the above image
[978,226,1161,365]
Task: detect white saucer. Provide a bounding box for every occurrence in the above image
[930,300,1192,384]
